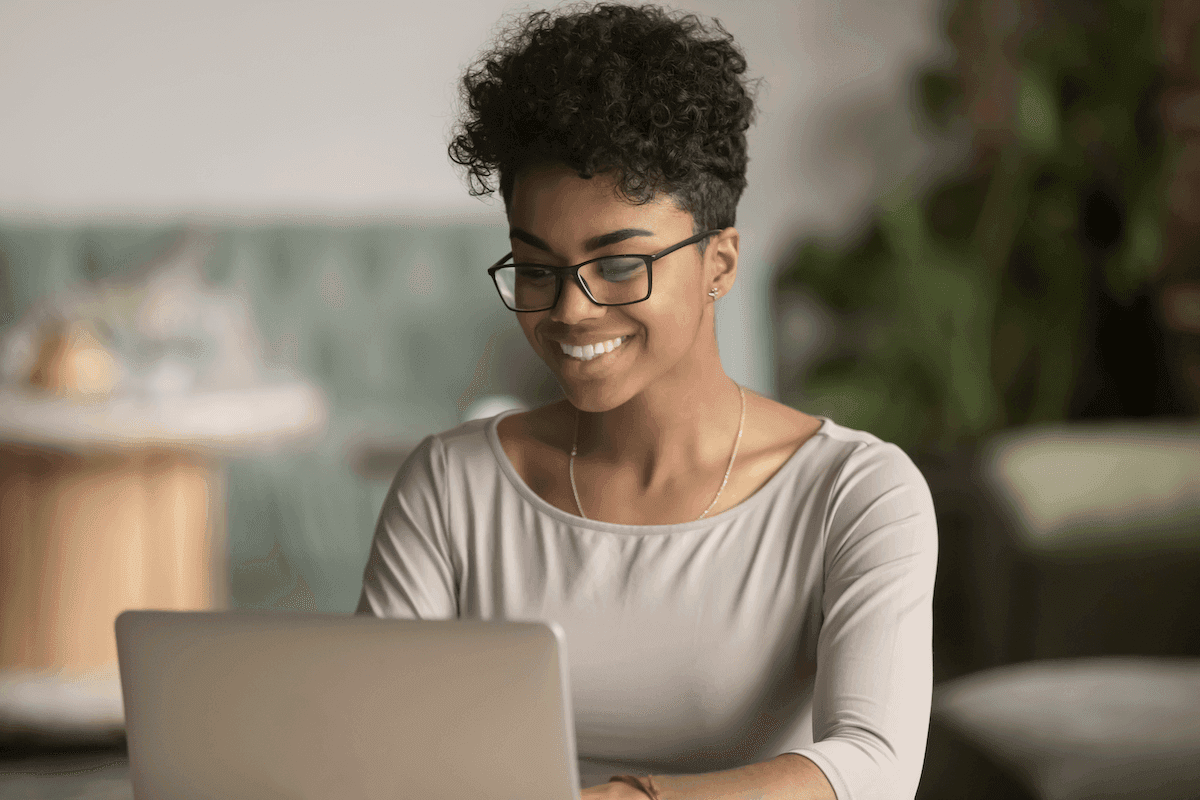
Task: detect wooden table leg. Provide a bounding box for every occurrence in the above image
[0,445,221,675]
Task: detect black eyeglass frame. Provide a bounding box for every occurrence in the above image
[487,229,723,312]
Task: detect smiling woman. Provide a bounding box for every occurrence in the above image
[356,4,937,800]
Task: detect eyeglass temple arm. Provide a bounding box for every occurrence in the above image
[650,229,724,260]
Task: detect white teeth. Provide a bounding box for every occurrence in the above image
[560,336,625,361]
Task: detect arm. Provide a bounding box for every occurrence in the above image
[355,435,458,619]
[785,442,939,800]
[584,753,835,799]
[589,442,937,800]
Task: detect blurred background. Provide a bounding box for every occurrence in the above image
[1,0,1199,798]
[0,0,957,619]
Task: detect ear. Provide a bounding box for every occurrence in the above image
[705,227,739,301]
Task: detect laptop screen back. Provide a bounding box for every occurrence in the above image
[115,610,580,800]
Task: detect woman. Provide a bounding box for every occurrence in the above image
[357,5,938,799]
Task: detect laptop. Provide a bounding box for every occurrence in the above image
[115,609,582,800]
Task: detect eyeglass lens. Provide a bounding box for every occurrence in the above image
[494,256,648,310]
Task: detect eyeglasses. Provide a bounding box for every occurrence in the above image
[487,229,722,312]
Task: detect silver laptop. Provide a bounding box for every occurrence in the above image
[115,610,581,800]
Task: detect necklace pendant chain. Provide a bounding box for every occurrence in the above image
[569,384,746,522]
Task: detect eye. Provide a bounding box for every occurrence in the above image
[514,265,556,284]
[597,257,647,282]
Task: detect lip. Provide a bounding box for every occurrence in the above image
[552,335,634,347]
[550,333,635,365]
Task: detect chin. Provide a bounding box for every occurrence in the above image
[558,378,636,414]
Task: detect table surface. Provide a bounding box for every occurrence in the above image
[0,381,326,454]
[0,745,131,800]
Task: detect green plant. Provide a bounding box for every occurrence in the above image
[775,0,1166,454]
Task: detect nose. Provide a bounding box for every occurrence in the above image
[549,274,603,325]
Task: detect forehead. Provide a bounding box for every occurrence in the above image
[507,164,691,240]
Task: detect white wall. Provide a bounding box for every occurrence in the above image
[0,0,953,396]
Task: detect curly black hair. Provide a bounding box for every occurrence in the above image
[448,2,757,233]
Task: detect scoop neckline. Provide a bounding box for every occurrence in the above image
[484,409,832,534]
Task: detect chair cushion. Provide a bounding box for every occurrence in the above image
[977,422,1200,556]
[932,658,1200,800]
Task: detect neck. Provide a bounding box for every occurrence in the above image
[573,337,744,491]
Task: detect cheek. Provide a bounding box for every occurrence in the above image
[655,269,704,332]
[640,297,701,353]
[517,315,545,354]
[656,270,705,331]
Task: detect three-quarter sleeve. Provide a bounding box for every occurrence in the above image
[784,442,939,800]
[355,435,459,619]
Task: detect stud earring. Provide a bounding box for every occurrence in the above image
[708,288,719,299]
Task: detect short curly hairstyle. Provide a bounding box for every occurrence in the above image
[448,2,757,233]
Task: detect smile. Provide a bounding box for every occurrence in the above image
[559,336,626,361]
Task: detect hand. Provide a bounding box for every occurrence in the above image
[580,779,653,799]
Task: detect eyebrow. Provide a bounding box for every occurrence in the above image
[508,227,656,255]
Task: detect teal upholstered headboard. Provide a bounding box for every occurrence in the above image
[0,221,559,613]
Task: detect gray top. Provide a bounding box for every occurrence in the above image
[357,412,938,800]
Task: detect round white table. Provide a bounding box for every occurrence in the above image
[0,381,327,744]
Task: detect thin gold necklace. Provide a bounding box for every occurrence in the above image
[569,384,746,522]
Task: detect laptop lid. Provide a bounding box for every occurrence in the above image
[115,610,581,800]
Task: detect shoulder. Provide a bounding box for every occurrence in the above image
[433,415,496,455]
[735,395,925,511]
[495,400,573,450]
[814,420,938,564]
[725,392,823,497]
[495,400,573,491]
[742,392,823,459]
[819,420,930,499]
[392,416,500,487]
[497,402,574,498]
